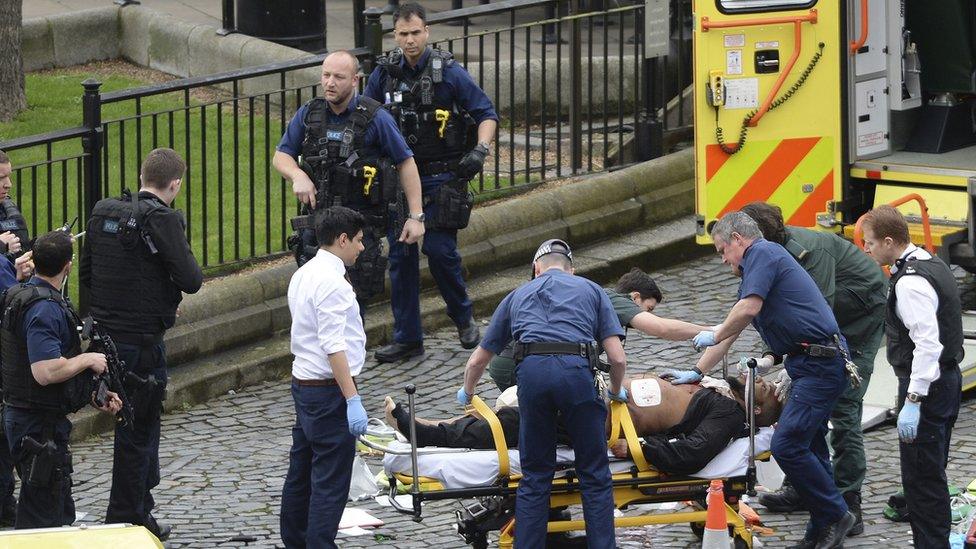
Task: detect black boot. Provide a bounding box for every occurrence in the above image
[458,322,480,350]
[145,514,172,541]
[759,479,805,512]
[375,341,424,363]
[814,511,855,549]
[843,491,863,536]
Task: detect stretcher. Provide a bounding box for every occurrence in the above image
[361,363,771,548]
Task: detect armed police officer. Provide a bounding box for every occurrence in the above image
[0,150,29,261]
[684,212,856,548]
[458,239,627,548]
[274,50,425,311]
[2,230,121,529]
[364,2,499,362]
[80,147,203,540]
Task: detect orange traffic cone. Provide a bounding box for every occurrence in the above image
[702,479,732,549]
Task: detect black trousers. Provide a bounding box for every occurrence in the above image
[4,407,73,529]
[897,365,961,549]
[393,405,520,449]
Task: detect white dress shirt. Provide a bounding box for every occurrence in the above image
[288,249,366,379]
[889,244,942,395]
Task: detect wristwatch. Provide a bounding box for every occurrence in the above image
[906,392,925,403]
[408,212,426,223]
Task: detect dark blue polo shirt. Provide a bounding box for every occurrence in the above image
[21,278,74,364]
[738,238,841,357]
[276,95,413,165]
[364,47,499,187]
[0,256,16,291]
[481,269,625,365]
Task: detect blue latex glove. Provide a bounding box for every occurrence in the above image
[692,330,716,351]
[665,368,703,385]
[346,395,369,436]
[609,387,628,403]
[898,400,921,442]
[457,387,472,406]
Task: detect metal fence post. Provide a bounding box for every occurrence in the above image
[217,0,236,36]
[569,0,583,173]
[80,79,104,312]
[354,0,367,48]
[636,57,664,160]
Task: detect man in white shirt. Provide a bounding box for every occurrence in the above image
[861,205,963,549]
[280,206,370,549]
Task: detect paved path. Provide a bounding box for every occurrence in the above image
[54,253,976,547]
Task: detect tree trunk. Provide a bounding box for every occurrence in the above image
[0,0,27,123]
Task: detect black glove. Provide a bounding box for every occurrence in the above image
[456,143,489,180]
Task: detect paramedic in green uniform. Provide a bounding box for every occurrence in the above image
[740,202,887,536]
[487,268,708,391]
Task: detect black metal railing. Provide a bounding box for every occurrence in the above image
[0,0,693,310]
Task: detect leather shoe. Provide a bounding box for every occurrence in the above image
[843,491,863,537]
[145,514,172,541]
[375,341,424,363]
[814,511,855,549]
[759,481,805,512]
[458,322,480,349]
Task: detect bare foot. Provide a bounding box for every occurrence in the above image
[384,396,398,431]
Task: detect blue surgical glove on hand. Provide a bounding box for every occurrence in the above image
[346,395,369,436]
[609,387,628,403]
[897,400,921,442]
[692,330,716,351]
[666,368,704,385]
[457,387,472,406]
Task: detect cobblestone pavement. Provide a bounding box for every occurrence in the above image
[55,254,976,548]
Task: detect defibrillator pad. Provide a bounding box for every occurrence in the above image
[630,378,662,407]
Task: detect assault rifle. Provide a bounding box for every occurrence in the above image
[88,320,135,430]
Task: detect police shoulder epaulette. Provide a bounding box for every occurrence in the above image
[783,239,808,261]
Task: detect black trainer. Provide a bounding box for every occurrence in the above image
[814,511,856,549]
[458,322,480,349]
[843,491,863,537]
[145,514,172,541]
[759,481,805,512]
[375,341,424,363]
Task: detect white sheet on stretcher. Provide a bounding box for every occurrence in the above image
[383,427,774,489]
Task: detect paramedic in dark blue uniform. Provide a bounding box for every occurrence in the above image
[273,50,426,309]
[364,2,499,362]
[683,212,855,548]
[457,239,628,549]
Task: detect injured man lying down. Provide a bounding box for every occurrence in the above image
[384,372,784,475]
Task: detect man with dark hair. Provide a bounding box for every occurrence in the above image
[738,202,886,536]
[274,50,425,314]
[457,238,626,549]
[673,211,856,548]
[0,150,30,262]
[861,205,962,549]
[80,147,202,541]
[487,267,705,391]
[365,2,499,362]
[280,206,370,549]
[2,231,121,529]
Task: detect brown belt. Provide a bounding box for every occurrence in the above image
[292,376,339,387]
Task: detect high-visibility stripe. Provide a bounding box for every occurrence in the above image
[765,136,833,212]
[705,144,731,182]
[718,136,821,217]
[786,170,834,226]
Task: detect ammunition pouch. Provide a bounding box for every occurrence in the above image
[426,180,474,231]
[347,227,388,300]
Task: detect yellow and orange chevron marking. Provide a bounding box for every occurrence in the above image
[704,136,834,228]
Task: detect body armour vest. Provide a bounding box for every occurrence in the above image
[886,255,964,377]
[86,191,182,335]
[376,47,477,164]
[299,96,396,214]
[1,283,89,413]
[0,199,30,255]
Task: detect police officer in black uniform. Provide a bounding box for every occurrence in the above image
[273,50,425,311]
[2,230,122,529]
[364,2,499,361]
[80,147,203,540]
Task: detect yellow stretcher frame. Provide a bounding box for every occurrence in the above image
[383,396,767,548]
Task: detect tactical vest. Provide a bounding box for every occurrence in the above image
[1,283,90,413]
[86,190,182,335]
[299,96,396,215]
[886,255,964,377]
[375,47,477,170]
[0,199,30,255]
